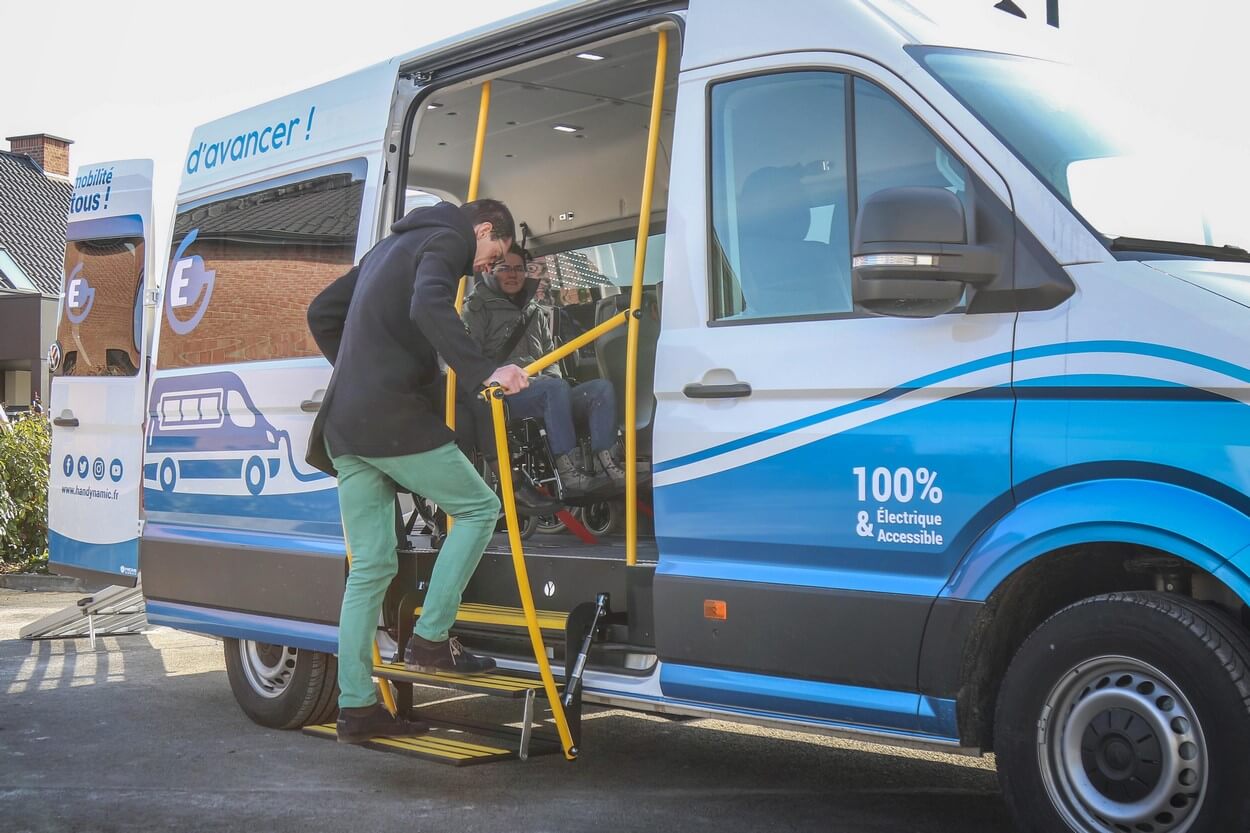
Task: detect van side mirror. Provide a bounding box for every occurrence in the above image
[852,187,1000,318]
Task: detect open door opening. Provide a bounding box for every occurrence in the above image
[397,24,679,671]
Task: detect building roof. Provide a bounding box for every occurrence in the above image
[174,175,363,245]
[0,150,71,296]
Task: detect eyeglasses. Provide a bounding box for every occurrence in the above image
[491,262,548,277]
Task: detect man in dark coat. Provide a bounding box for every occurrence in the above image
[306,199,527,744]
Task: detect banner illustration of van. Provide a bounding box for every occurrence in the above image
[143,371,328,498]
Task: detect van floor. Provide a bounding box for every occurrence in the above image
[481,531,658,563]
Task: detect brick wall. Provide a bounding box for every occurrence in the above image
[56,240,142,376]
[157,239,354,369]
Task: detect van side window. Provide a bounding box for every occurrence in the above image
[56,237,144,377]
[709,72,853,322]
[158,159,367,369]
[854,78,970,215]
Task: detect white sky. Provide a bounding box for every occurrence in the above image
[1,0,1247,247]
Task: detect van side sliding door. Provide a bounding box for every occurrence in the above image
[141,64,397,643]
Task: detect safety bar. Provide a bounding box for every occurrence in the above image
[445,80,493,433]
[523,310,629,377]
[623,30,669,567]
[484,385,579,759]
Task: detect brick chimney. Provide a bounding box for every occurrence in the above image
[6,133,73,178]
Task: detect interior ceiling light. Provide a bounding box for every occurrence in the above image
[426,103,443,109]
[552,124,582,133]
[576,52,605,61]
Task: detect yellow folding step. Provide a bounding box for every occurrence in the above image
[302,723,515,767]
[372,660,551,699]
[418,601,569,634]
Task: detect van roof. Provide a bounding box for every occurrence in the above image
[394,0,664,75]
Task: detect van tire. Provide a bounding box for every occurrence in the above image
[223,638,338,729]
[994,591,1250,833]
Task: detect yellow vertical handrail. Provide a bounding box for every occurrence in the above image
[343,538,399,716]
[624,31,668,567]
[445,80,493,433]
[485,386,578,759]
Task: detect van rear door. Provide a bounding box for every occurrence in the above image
[47,159,155,585]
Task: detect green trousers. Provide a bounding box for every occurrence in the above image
[330,441,500,708]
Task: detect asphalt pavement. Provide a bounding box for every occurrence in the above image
[0,589,1013,833]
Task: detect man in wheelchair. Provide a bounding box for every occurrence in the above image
[461,244,626,504]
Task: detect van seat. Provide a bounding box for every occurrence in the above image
[595,295,659,443]
[738,165,851,316]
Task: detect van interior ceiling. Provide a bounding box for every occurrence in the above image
[404,28,679,254]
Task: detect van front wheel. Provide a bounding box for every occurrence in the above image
[223,638,338,729]
[995,592,1250,833]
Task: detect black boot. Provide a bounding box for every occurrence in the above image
[555,452,610,499]
[404,634,497,674]
[336,703,427,744]
[489,460,562,515]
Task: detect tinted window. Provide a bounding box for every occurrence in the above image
[56,237,144,377]
[855,79,970,217]
[158,160,366,369]
[709,72,852,321]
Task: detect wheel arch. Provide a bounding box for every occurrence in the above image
[943,478,1250,750]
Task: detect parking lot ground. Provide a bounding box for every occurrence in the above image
[1,589,1013,833]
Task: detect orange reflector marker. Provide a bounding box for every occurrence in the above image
[703,600,728,620]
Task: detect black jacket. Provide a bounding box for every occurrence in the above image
[305,202,498,474]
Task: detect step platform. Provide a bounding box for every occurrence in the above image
[302,723,515,767]
[372,660,557,699]
[416,601,568,634]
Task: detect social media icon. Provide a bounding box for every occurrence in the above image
[109,458,124,482]
[77,456,89,479]
[92,458,105,481]
[63,455,74,477]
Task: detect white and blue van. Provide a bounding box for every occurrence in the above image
[98,1,1250,830]
[47,159,156,585]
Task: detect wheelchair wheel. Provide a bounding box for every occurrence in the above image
[518,514,539,540]
[536,514,566,536]
[580,500,621,537]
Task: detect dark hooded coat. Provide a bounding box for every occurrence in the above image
[305,202,497,474]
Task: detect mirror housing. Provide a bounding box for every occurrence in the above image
[852,187,1000,318]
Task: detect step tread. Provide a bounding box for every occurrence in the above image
[303,723,513,766]
[373,661,554,698]
[417,601,569,632]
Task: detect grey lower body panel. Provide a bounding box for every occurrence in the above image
[140,535,345,625]
[655,574,935,692]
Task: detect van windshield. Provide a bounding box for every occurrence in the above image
[916,48,1250,256]
[56,237,144,377]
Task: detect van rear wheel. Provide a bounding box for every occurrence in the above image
[995,592,1250,833]
[223,638,338,729]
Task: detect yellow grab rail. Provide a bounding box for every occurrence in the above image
[523,310,629,377]
[484,385,578,759]
[624,31,669,567]
[343,538,399,716]
[445,80,493,433]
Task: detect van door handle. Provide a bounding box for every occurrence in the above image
[683,382,752,399]
[300,390,326,413]
[53,413,80,427]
